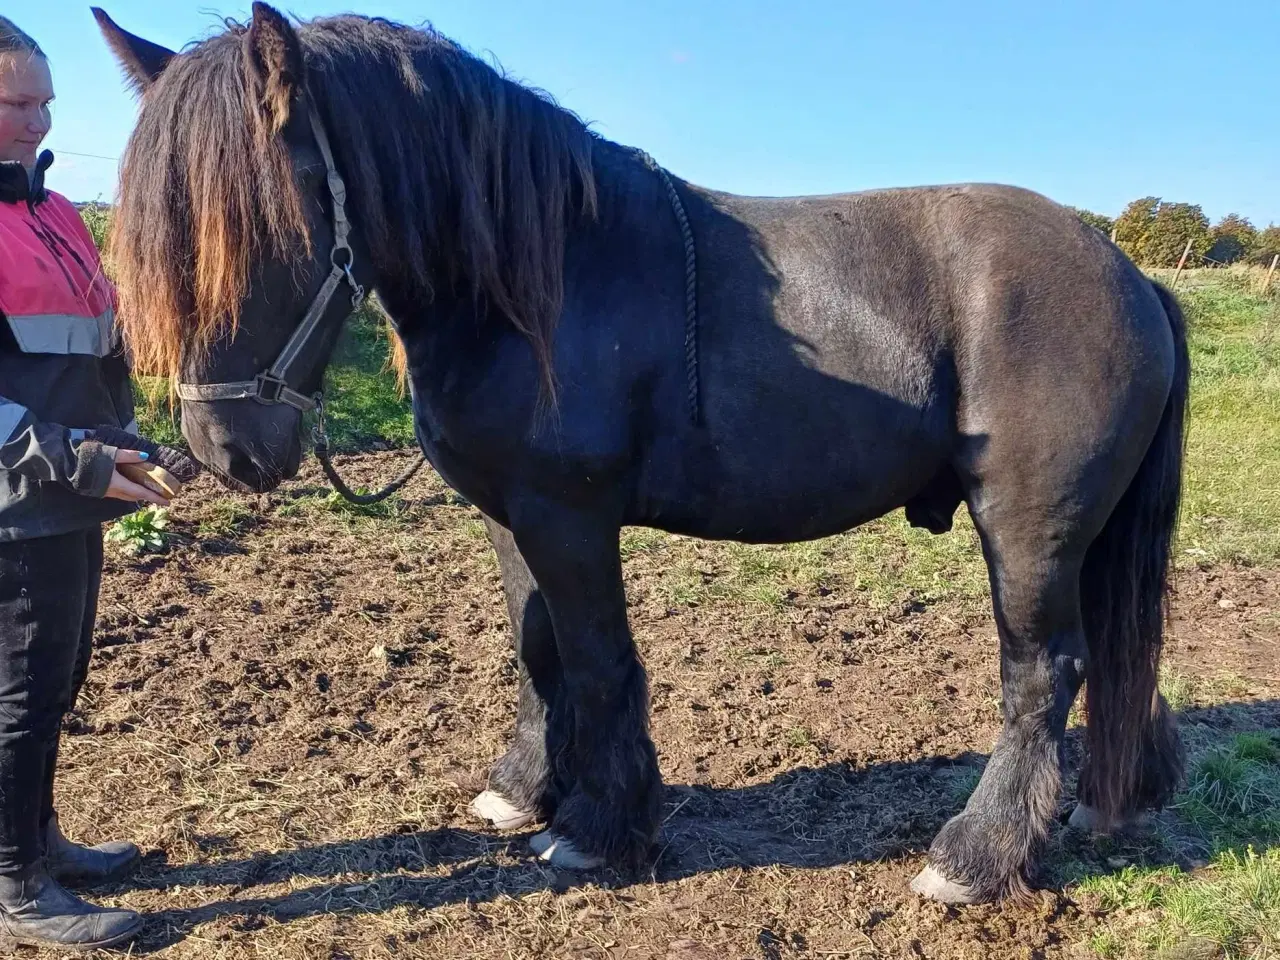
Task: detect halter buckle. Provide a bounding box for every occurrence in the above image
[253,372,289,404]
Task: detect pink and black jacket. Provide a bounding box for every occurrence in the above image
[0,150,137,540]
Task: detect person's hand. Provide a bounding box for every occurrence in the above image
[104,450,171,507]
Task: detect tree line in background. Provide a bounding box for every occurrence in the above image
[1070,201,1280,269]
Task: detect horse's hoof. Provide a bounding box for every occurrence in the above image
[911,865,981,904]
[1067,803,1111,834]
[1068,803,1148,835]
[530,831,605,869]
[469,790,537,831]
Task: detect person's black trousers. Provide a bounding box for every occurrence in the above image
[0,528,100,876]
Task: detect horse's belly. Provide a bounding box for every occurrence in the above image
[632,413,951,544]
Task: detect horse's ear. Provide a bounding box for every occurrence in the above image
[91,8,174,95]
[246,2,305,131]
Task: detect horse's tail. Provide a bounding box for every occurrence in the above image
[1076,279,1190,826]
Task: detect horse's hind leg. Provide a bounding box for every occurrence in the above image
[471,516,568,830]
[914,512,1090,903]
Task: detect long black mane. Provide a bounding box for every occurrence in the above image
[112,12,597,393]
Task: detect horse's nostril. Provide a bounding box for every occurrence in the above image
[226,450,272,492]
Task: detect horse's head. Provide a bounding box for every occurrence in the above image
[95,3,373,492]
[100,4,597,491]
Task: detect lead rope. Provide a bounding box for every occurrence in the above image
[312,397,428,505]
[636,150,700,426]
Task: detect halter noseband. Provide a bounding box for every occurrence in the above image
[175,92,365,414]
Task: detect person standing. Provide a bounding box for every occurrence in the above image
[0,14,172,951]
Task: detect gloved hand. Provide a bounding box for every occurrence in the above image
[89,426,202,500]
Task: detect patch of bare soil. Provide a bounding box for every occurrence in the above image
[44,453,1280,959]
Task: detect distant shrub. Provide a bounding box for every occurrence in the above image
[1250,225,1280,266]
[1206,214,1258,266]
[78,202,111,253]
[1070,207,1114,236]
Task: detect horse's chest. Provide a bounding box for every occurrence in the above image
[410,403,511,522]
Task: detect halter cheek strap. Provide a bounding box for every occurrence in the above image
[175,93,365,414]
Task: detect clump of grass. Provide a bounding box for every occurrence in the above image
[1087,930,1127,959]
[197,498,257,538]
[619,527,667,560]
[1160,669,1252,713]
[1175,733,1280,845]
[276,490,412,523]
[1155,847,1280,958]
[1078,864,1182,911]
[1077,733,1280,958]
[785,727,813,749]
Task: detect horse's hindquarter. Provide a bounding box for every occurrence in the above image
[650,189,958,542]
[934,185,1177,533]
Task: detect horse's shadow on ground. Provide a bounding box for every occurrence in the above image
[122,698,1280,952]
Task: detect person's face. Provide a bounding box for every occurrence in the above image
[0,52,53,168]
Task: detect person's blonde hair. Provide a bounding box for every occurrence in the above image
[0,16,44,79]
[0,17,42,58]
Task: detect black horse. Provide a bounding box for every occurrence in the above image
[95,4,1188,903]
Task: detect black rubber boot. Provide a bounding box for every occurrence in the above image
[44,814,142,889]
[0,867,142,952]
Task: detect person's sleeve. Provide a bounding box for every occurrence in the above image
[0,396,119,496]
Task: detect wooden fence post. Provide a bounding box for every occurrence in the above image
[1262,254,1279,295]
[1170,239,1195,289]
[1110,226,1118,244]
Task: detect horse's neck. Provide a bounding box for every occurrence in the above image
[563,142,679,289]
[380,140,680,379]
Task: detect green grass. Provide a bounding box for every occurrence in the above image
[624,513,988,613]
[319,307,417,453]
[274,489,416,524]
[1076,733,1280,959]
[195,498,258,539]
[1177,277,1280,565]
[1160,669,1253,713]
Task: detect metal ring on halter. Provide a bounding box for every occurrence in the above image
[330,244,364,306]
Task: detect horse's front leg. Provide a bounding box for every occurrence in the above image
[470,515,565,831]
[507,496,661,869]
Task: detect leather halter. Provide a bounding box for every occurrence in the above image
[175,93,365,414]
[174,91,427,505]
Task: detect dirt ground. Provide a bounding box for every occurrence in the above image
[48,453,1280,959]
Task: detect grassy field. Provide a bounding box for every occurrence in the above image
[124,269,1278,957]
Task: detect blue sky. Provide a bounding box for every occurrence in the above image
[23,0,1280,226]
